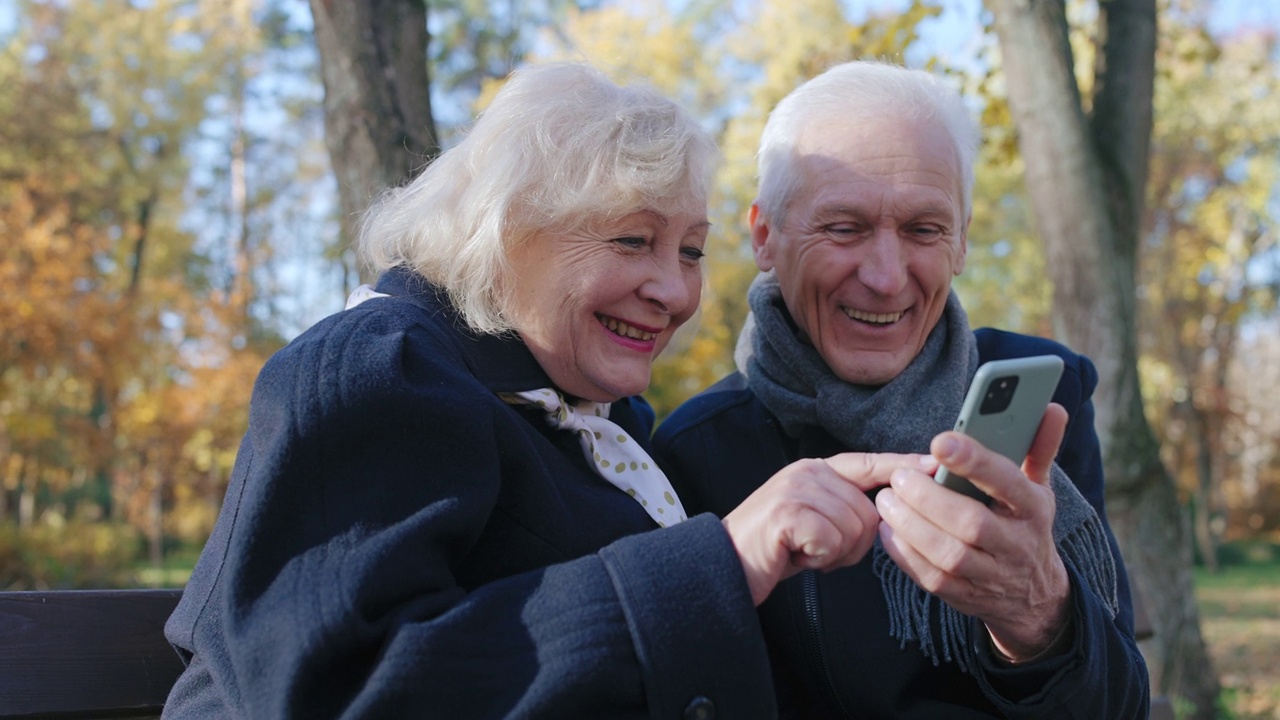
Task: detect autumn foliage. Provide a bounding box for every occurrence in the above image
[1,0,282,588]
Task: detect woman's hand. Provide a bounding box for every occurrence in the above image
[723,452,933,606]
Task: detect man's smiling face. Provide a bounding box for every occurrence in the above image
[751,115,968,386]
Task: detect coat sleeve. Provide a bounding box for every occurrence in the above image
[972,351,1151,719]
[164,309,774,719]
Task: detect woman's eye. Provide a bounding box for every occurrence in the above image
[613,236,647,249]
[681,246,706,262]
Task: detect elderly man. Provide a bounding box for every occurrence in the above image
[654,61,1149,717]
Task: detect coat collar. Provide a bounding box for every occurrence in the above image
[374,266,553,394]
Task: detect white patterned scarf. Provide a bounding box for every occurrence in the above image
[499,389,686,527]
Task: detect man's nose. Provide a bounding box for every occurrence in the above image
[856,230,908,295]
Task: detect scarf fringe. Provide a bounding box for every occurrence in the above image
[1061,511,1120,619]
[875,486,1119,671]
[874,544,972,673]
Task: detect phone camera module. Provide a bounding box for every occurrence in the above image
[979,375,1020,415]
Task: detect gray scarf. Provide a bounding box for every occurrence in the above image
[737,272,1117,670]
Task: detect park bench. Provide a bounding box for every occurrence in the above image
[0,584,1173,718]
[0,588,184,719]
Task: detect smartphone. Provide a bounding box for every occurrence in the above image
[933,355,1065,505]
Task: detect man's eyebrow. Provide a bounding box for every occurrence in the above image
[811,204,863,219]
[907,205,959,221]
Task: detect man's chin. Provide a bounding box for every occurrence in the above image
[830,356,908,387]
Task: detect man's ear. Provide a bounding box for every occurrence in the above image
[749,202,775,272]
[954,214,970,275]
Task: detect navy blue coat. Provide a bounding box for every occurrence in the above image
[653,329,1150,719]
[163,268,774,719]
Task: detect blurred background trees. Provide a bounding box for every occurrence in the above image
[3,0,1279,714]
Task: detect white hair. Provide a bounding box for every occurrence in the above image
[358,62,717,334]
[756,60,980,226]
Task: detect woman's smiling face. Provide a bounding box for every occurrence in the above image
[505,209,709,402]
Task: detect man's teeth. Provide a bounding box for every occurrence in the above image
[844,308,904,324]
[601,316,657,341]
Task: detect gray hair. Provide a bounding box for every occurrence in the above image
[756,60,980,226]
[358,62,717,334]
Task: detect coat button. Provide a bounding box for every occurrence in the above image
[684,695,715,720]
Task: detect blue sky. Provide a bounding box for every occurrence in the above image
[0,2,14,38]
[4,0,1276,48]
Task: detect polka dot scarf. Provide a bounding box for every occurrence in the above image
[501,389,687,528]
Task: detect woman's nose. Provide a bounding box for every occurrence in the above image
[639,254,693,315]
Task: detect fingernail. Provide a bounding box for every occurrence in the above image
[934,435,959,459]
[876,489,897,511]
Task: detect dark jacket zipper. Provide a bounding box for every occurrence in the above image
[802,569,856,718]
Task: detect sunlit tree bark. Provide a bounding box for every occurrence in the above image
[985,0,1218,714]
[309,0,439,263]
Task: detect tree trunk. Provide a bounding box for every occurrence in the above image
[0,432,10,521]
[984,0,1220,715]
[1189,395,1220,573]
[18,455,37,528]
[308,0,438,260]
[90,380,116,520]
[148,469,164,573]
[228,65,252,324]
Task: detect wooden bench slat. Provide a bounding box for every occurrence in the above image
[0,589,185,719]
[0,581,1174,717]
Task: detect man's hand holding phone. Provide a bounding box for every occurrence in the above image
[872,356,1075,662]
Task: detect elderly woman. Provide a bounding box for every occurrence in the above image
[162,62,902,719]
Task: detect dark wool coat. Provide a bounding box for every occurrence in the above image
[653,329,1151,719]
[163,267,775,719]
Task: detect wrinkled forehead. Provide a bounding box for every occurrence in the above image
[790,116,962,195]
[795,113,958,168]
